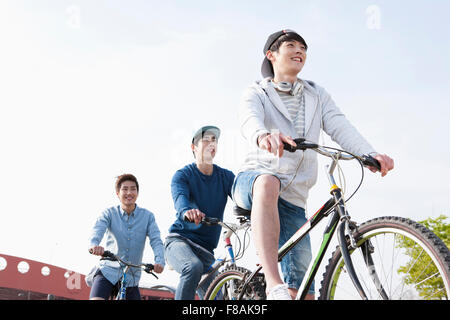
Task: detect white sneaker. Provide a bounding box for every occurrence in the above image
[266,284,292,300]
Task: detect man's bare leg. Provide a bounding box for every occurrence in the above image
[251,175,284,291]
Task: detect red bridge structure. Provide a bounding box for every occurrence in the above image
[0,253,174,300]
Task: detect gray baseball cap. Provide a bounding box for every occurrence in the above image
[191,125,221,144]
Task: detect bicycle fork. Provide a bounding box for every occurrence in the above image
[327,162,389,300]
[327,160,369,300]
[118,266,130,300]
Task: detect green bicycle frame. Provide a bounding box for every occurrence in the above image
[237,196,340,300]
[278,197,340,300]
[237,147,373,300]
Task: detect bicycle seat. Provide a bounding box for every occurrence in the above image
[233,205,251,217]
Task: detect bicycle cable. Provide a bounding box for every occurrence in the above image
[280,139,366,204]
[236,223,251,261]
[222,221,243,261]
[312,144,366,203]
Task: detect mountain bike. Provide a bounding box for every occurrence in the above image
[204,138,450,300]
[91,250,158,300]
[180,216,265,299]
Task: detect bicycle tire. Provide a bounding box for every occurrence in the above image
[319,216,450,300]
[203,266,266,300]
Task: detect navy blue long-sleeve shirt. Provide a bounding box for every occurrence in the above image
[168,163,235,253]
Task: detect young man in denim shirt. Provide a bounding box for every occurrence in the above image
[165,126,235,300]
[87,174,165,300]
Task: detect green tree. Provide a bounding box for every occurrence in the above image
[397,215,449,300]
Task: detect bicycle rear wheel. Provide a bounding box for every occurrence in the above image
[203,266,266,300]
[319,216,450,300]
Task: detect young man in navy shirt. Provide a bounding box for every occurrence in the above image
[164,126,235,300]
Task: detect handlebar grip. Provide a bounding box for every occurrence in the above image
[283,143,298,153]
[184,214,219,225]
[144,264,154,272]
[144,264,159,279]
[99,250,117,261]
[283,138,304,153]
[102,250,114,258]
[202,217,220,226]
[283,138,319,152]
[361,155,381,171]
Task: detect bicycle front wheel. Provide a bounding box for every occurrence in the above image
[203,266,266,300]
[319,216,450,300]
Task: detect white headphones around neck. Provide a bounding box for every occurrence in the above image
[272,80,304,96]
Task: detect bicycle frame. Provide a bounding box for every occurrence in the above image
[116,266,130,300]
[93,251,157,300]
[238,150,371,300]
[197,219,250,295]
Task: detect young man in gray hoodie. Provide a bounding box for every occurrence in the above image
[232,29,394,300]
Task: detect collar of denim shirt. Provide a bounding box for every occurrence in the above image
[118,204,138,217]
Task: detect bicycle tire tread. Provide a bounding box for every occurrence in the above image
[204,265,266,300]
[318,216,450,300]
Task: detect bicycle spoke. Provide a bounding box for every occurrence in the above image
[320,218,450,300]
[356,247,378,299]
[423,286,446,300]
[355,251,373,299]
[374,234,390,294]
[393,244,425,298]
[411,259,433,285]
[334,266,362,299]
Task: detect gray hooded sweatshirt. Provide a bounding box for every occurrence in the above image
[237,78,376,208]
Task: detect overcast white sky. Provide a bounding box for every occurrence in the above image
[0,1,449,292]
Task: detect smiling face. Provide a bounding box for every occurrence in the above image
[117,180,138,208]
[191,133,217,164]
[267,40,307,79]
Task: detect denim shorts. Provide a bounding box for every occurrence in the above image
[232,170,315,294]
[89,269,141,300]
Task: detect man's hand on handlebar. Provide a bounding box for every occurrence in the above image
[89,245,104,256]
[257,132,297,157]
[371,154,394,177]
[184,209,205,225]
[153,264,164,274]
[263,133,394,178]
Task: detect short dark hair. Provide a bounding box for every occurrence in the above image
[115,174,139,193]
[192,135,202,146]
[269,33,308,53]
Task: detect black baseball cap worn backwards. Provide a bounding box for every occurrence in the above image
[261,29,308,78]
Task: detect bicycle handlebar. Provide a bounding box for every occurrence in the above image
[88,249,158,278]
[283,138,319,152]
[283,138,381,171]
[201,216,221,226]
[183,215,220,225]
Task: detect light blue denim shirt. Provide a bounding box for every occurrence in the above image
[88,204,165,287]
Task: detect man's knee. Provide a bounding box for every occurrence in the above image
[181,260,203,278]
[253,174,280,199]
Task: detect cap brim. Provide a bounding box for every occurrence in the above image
[202,126,220,139]
[261,57,274,78]
[192,125,221,143]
